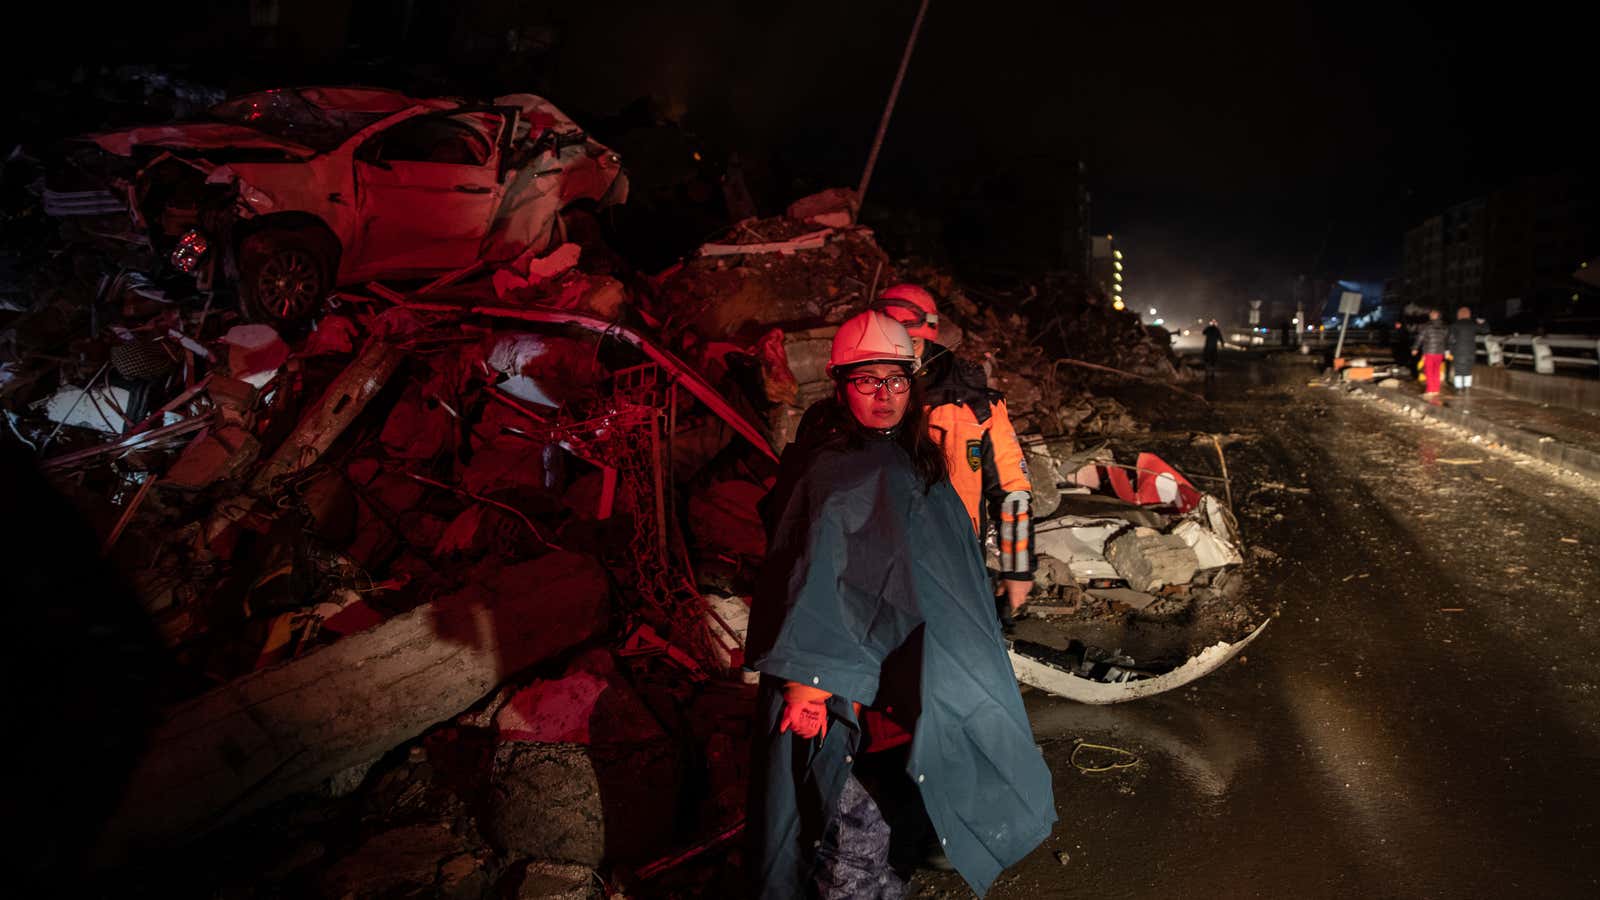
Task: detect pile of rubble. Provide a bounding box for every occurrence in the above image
[3,171,1207,894]
[1004,446,1270,703]
[1,215,783,894]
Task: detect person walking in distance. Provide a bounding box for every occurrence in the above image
[1412,309,1449,397]
[1448,306,1489,392]
[1202,320,1224,377]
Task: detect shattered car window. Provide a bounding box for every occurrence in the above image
[208,90,392,153]
[371,115,495,166]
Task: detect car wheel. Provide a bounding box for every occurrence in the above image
[238,228,333,323]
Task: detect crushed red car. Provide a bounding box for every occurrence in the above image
[49,86,628,321]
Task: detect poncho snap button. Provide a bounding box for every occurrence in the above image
[844,755,853,764]
[917,774,926,783]
[811,676,820,684]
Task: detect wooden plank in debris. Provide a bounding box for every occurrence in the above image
[92,551,612,866]
[697,228,833,257]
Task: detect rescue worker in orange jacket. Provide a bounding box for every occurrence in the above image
[872,284,1035,624]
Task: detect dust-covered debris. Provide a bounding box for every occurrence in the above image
[2,162,1219,892]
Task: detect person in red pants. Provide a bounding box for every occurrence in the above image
[1412,309,1449,397]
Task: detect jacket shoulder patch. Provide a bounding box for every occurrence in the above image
[965,439,983,471]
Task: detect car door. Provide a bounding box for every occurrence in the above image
[349,110,510,279]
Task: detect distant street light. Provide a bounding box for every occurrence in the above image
[1112,298,1125,310]
[1148,307,1157,316]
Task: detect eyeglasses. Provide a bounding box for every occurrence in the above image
[847,374,911,395]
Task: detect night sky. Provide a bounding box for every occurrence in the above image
[5,1,1595,322]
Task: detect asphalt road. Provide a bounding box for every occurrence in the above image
[915,356,1600,899]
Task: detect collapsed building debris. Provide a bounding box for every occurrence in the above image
[1004,448,1272,704]
[2,151,1246,891]
[93,551,613,866]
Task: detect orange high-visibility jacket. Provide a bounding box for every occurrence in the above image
[919,344,1034,581]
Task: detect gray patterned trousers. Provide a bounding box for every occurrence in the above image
[813,773,908,899]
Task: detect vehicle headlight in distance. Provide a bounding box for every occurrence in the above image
[171,229,209,273]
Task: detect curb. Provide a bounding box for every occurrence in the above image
[1350,383,1600,482]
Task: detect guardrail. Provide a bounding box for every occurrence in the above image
[1478,334,1600,376]
[1304,328,1388,348]
[1206,328,1600,377]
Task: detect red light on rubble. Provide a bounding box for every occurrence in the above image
[172,229,209,273]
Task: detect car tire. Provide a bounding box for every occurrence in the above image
[238,227,334,323]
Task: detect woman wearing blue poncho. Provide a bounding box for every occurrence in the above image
[745,311,1055,899]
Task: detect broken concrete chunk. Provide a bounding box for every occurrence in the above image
[517,861,596,899]
[1022,445,1062,519]
[1172,519,1243,570]
[1034,518,1125,582]
[524,242,582,284]
[1105,526,1198,592]
[205,376,258,419]
[496,242,583,298]
[222,323,289,380]
[781,327,838,388]
[494,649,665,745]
[786,187,857,228]
[91,551,611,866]
[163,424,261,490]
[1030,555,1076,592]
[1088,587,1159,611]
[319,822,475,899]
[484,739,678,866]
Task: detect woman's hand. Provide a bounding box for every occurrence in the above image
[780,683,831,740]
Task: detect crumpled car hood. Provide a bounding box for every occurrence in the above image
[87,123,317,160]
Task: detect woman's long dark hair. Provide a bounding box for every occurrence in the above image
[832,365,947,492]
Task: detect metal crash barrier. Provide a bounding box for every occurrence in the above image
[1479,334,1600,376]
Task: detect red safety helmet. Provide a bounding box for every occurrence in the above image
[871,283,939,341]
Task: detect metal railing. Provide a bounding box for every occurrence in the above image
[1478,334,1600,376]
[1203,328,1600,376]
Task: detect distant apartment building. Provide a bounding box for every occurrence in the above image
[1441,199,1486,312]
[1403,216,1442,311]
[1404,172,1598,325]
[1484,172,1599,323]
[1404,199,1484,314]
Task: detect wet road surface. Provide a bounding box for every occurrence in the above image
[914,356,1600,899]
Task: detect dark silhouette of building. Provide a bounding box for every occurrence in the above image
[1484,172,1600,326]
[1404,172,1598,326]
